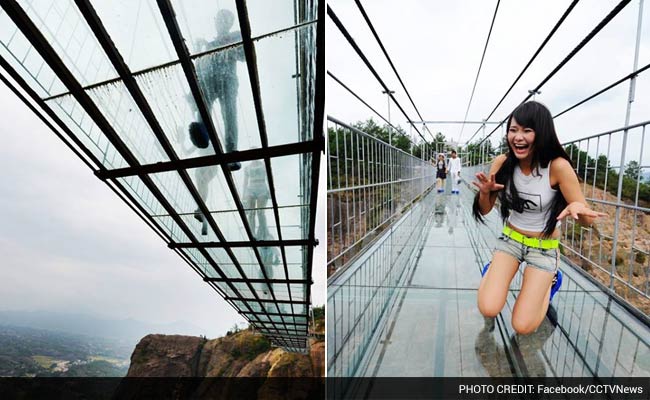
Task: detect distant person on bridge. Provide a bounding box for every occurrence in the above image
[435,153,447,192]
[472,101,606,335]
[448,150,462,194]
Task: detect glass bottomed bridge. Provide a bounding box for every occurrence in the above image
[327,118,650,392]
[0,0,323,353]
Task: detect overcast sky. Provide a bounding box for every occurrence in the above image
[327,0,650,166]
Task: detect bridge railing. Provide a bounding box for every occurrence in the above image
[327,186,434,381]
[327,116,435,275]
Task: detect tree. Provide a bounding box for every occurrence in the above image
[625,160,641,181]
[351,119,412,154]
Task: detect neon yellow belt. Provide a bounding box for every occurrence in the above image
[502,226,559,250]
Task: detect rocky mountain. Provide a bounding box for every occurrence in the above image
[126,330,324,378]
[118,329,324,399]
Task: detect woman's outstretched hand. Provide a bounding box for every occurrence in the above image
[472,172,504,194]
[557,202,608,221]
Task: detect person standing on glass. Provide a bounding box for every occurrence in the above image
[189,9,245,235]
[243,158,269,238]
[257,226,280,296]
[448,150,462,194]
[189,9,245,170]
[435,153,447,193]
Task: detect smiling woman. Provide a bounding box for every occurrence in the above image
[472,101,607,335]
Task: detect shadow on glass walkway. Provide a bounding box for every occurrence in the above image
[328,183,650,383]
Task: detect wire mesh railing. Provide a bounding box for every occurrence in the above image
[327,187,435,382]
[327,116,436,275]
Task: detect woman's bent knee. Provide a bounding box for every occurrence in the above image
[477,298,502,318]
[512,315,541,335]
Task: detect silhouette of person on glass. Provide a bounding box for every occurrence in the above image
[243,158,269,238]
[188,9,244,167]
[187,9,245,235]
[257,226,280,296]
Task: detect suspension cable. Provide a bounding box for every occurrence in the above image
[464,0,580,145]
[474,0,631,147]
[554,61,650,119]
[327,70,402,134]
[458,0,500,143]
[354,0,434,141]
[327,4,428,143]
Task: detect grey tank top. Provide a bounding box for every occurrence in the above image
[507,161,558,232]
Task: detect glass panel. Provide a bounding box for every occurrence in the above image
[151,215,189,243]
[236,159,274,239]
[135,63,216,159]
[0,12,67,97]
[152,168,249,241]
[205,248,242,279]
[45,95,129,169]
[256,26,315,146]
[279,206,308,240]
[247,0,312,37]
[86,81,170,165]
[271,154,310,207]
[183,166,251,240]
[89,0,178,72]
[18,0,119,87]
[280,225,304,241]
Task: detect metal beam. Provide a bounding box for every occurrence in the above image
[304,0,326,315]
[241,310,306,318]
[171,239,313,248]
[204,277,311,285]
[226,297,309,305]
[95,140,317,180]
[411,120,502,125]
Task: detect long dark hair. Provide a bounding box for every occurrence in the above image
[472,101,573,237]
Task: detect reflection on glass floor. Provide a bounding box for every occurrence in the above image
[0,0,323,352]
[349,188,650,379]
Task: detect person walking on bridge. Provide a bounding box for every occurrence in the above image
[435,153,447,193]
[472,101,606,335]
[448,150,462,194]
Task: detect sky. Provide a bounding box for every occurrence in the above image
[0,1,326,340]
[327,0,650,166]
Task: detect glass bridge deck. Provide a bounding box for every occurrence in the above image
[0,0,323,352]
[331,184,650,379]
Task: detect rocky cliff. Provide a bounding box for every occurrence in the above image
[126,329,324,378]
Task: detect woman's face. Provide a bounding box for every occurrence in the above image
[508,117,535,161]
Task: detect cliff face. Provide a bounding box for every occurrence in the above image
[126,330,324,378]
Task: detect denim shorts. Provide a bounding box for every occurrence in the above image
[494,234,559,274]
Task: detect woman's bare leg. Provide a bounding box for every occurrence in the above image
[478,251,520,317]
[511,267,554,334]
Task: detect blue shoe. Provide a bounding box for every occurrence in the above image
[481,262,490,277]
[550,270,562,302]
